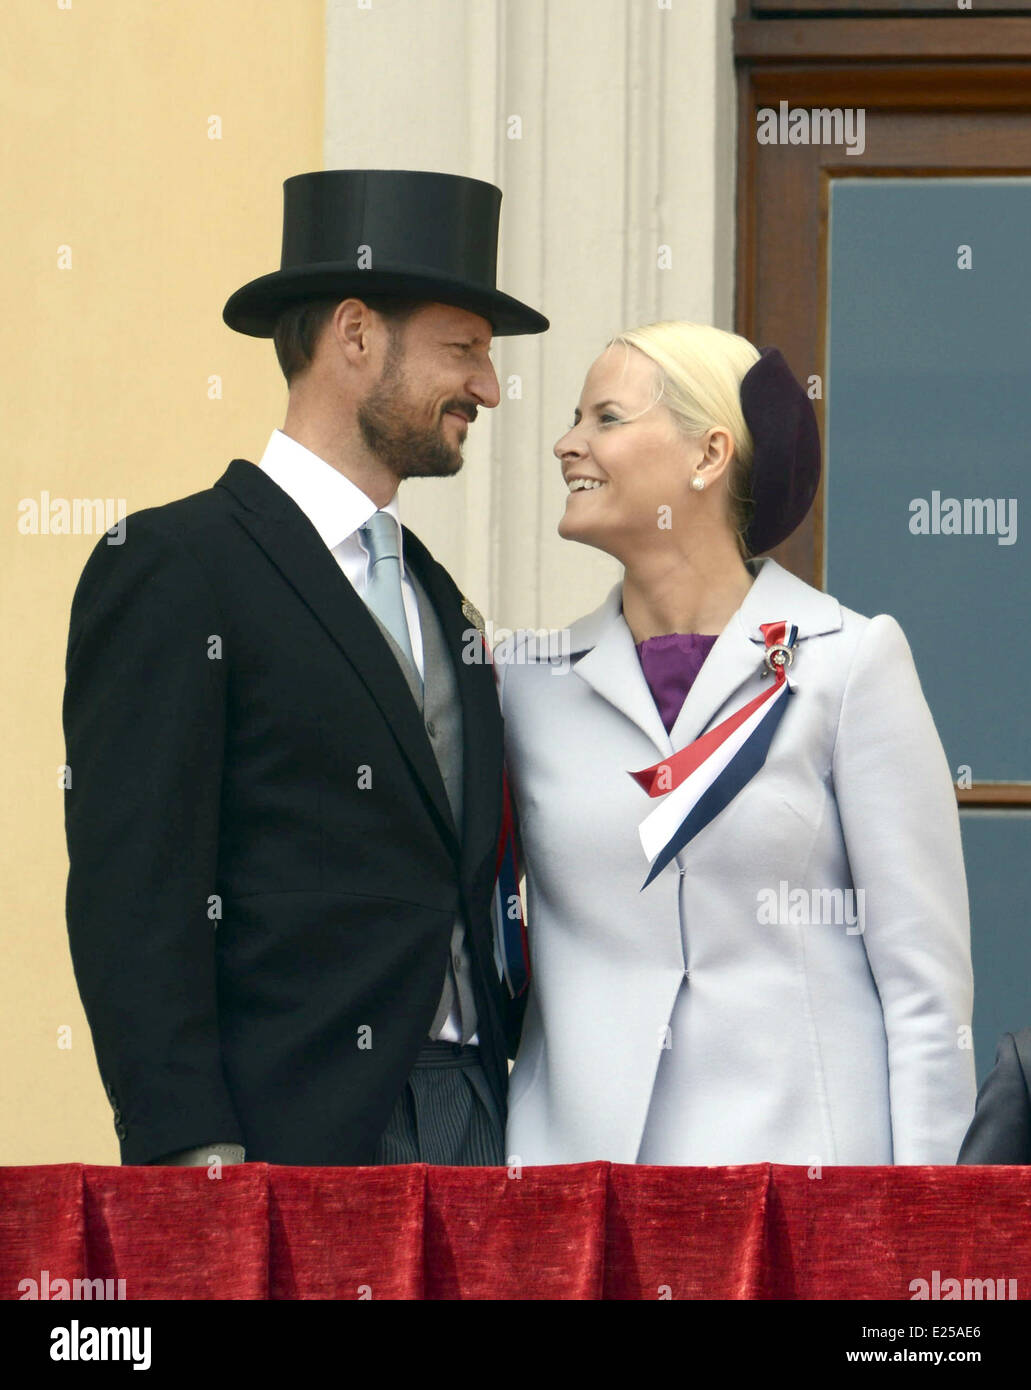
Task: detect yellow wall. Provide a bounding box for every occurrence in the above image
[0,0,324,1162]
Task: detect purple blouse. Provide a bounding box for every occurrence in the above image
[635,632,719,733]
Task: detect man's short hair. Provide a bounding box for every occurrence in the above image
[272,295,423,384]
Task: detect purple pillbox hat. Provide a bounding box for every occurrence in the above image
[739,347,821,555]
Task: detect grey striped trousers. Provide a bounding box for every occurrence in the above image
[373,1041,505,1166]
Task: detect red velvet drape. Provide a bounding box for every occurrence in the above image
[1,1163,1028,1300]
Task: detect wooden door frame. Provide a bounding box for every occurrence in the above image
[733,11,1031,805]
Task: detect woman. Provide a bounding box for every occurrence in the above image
[499,322,975,1166]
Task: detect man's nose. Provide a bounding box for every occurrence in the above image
[471,360,501,409]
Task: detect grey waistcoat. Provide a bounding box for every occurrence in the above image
[365,569,478,1043]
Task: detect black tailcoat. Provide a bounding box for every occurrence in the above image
[957,1029,1031,1165]
[63,459,523,1165]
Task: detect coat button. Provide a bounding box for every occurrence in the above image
[426,720,437,738]
[115,1122,127,1140]
[452,951,463,972]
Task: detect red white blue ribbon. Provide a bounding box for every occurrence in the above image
[492,770,530,998]
[479,624,530,998]
[630,621,798,889]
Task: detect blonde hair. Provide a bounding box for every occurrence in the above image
[607,321,762,558]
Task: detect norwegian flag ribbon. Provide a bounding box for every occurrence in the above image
[492,769,530,998]
[474,615,530,998]
[630,621,799,889]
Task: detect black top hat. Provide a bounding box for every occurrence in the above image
[223,169,549,338]
[739,348,821,555]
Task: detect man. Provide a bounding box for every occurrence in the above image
[957,1029,1031,1164]
[63,169,545,1167]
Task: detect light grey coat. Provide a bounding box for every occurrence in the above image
[499,557,976,1166]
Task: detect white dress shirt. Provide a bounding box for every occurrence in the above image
[258,428,424,676]
[258,429,468,1044]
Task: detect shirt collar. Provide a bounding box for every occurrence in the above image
[257,428,407,572]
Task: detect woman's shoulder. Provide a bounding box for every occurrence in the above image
[761,560,913,662]
[801,599,923,712]
[833,602,916,671]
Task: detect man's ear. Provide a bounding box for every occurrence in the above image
[330,298,378,365]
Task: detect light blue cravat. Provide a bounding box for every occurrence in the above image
[360,510,420,684]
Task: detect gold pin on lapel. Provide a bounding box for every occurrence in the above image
[461,595,486,635]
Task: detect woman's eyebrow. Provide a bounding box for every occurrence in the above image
[572,399,622,423]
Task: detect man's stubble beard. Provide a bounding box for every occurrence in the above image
[356,333,465,481]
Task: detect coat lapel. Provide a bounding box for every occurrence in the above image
[570,586,673,756]
[572,557,843,758]
[215,458,460,860]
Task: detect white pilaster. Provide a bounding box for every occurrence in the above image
[324,0,736,631]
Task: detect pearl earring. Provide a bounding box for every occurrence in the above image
[691,476,705,491]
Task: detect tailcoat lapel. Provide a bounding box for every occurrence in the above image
[215,458,460,860]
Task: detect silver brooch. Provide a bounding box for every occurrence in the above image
[762,644,795,678]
